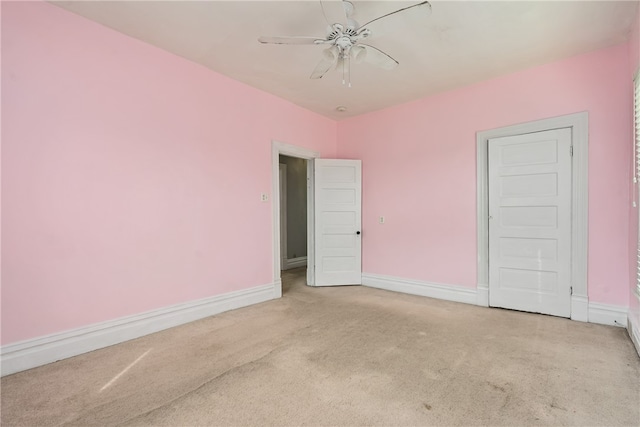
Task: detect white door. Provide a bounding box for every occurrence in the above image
[488,128,572,317]
[314,159,362,286]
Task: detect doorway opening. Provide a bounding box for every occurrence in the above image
[271,141,319,298]
[279,155,309,295]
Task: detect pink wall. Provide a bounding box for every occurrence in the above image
[2,1,638,348]
[338,43,633,306]
[1,2,337,345]
[628,6,640,318]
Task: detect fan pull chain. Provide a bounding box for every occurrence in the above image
[341,52,352,88]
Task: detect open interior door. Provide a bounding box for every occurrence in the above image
[314,159,362,286]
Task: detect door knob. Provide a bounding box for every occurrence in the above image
[356,231,361,235]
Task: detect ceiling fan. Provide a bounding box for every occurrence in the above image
[258,1,432,86]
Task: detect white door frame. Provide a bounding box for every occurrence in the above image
[476,112,589,321]
[272,141,320,298]
[279,163,288,269]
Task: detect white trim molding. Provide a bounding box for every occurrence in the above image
[476,112,589,321]
[0,283,276,377]
[476,286,489,307]
[363,273,634,333]
[587,302,627,327]
[272,279,282,299]
[283,256,307,270]
[571,295,589,323]
[628,312,640,358]
[362,273,477,305]
[279,163,288,269]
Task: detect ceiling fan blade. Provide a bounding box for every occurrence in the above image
[359,44,399,70]
[342,1,359,29]
[310,46,340,79]
[258,36,324,45]
[319,0,332,26]
[342,0,354,19]
[357,1,432,31]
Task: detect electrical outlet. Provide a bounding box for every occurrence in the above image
[261,193,269,202]
[379,216,385,224]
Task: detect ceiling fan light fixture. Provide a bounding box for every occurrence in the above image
[351,45,366,63]
[323,47,338,61]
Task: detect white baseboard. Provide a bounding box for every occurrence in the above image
[628,312,640,358]
[362,274,630,332]
[283,256,307,270]
[588,302,627,327]
[362,273,477,305]
[0,282,277,377]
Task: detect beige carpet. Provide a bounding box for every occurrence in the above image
[2,267,639,426]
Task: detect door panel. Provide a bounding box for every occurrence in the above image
[488,128,571,317]
[314,159,362,286]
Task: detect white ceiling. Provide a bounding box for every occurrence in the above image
[52,1,638,120]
